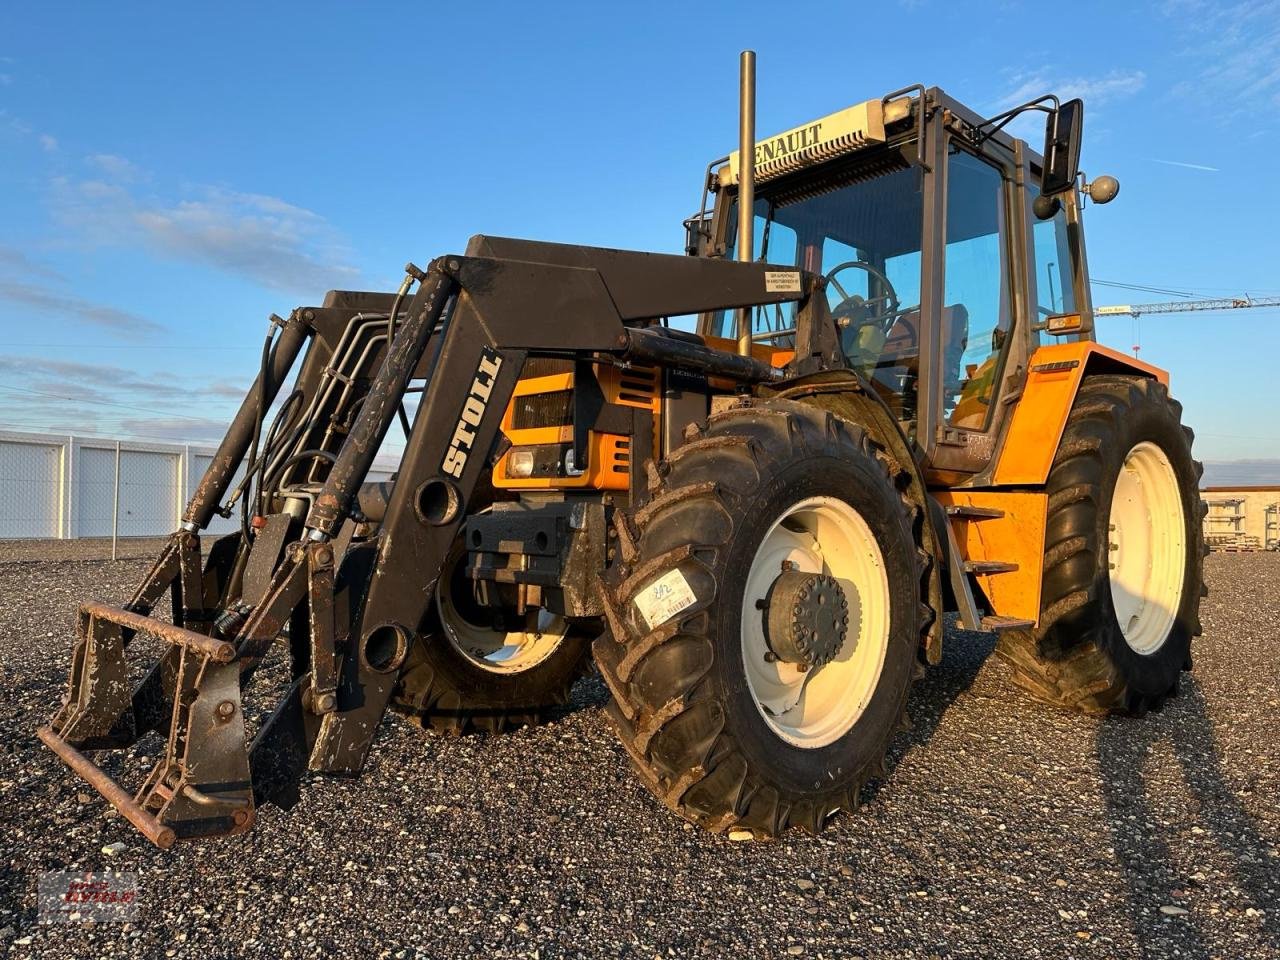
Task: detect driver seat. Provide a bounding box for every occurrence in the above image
[858,305,970,421]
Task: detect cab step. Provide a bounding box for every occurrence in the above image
[945,504,1005,520]
[980,615,1036,632]
[964,559,1019,574]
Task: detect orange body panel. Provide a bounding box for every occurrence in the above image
[703,334,795,369]
[494,336,792,492]
[493,363,659,490]
[934,490,1048,624]
[992,341,1168,486]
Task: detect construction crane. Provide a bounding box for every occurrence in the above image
[1096,295,1280,317]
[1094,294,1280,356]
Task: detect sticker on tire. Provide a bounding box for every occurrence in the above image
[633,568,697,629]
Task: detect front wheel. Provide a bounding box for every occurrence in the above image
[393,540,592,734]
[595,399,924,837]
[996,375,1206,714]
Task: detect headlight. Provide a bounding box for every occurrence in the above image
[508,449,536,478]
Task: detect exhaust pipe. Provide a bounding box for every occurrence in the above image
[736,49,756,357]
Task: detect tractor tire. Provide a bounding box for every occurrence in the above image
[392,538,593,734]
[996,375,1206,715]
[595,399,924,838]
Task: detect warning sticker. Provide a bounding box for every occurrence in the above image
[764,270,802,293]
[633,568,698,629]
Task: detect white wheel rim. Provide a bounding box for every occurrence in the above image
[740,496,891,749]
[1108,441,1186,655]
[437,558,568,674]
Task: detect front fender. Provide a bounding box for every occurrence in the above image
[992,342,1168,487]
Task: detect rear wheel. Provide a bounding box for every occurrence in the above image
[996,375,1206,714]
[393,540,592,734]
[595,399,923,837]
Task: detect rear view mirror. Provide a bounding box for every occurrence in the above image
[683,213,711,257]
[1041,98,1083,196]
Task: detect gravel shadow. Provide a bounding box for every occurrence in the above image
[1099,676,1280,957]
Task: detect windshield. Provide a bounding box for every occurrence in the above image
[712,158,926,428]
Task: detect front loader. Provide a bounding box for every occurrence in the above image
[42,55,1206,846]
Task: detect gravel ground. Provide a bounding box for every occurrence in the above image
[0,539,172,564]
[0,548,1276,959]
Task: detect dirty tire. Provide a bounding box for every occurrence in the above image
[595,399,923,837]
[996,375,1206,715]
[392,540,592,735]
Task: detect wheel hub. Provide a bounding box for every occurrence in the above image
[1107,440,1186,654]
[764,568,849,669]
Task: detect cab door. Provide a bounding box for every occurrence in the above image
[924,133,1026,479]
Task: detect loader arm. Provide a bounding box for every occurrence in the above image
[41,238,821,846]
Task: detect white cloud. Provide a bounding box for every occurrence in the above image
[0,244,161,335]
[1,108,31,137]
[0,243,64,281]
[990,69,1146,143]
[51,162,361,295]
[0,280,163,335]
[999,69,1147,112]
[86,153,141,180]
[0,355,245,443]
[1,108,60,153]
[133,187,360,293]
[1165,0,1280,114]
[1152,158,1219,172]
[0,356,182,396]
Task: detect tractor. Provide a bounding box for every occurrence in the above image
[41,53,1205,846]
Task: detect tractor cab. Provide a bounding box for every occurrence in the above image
[697,88,1095,480]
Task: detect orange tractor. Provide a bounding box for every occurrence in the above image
[42,54,1204,845]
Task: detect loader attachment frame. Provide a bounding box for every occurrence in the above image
[41,238,824,846]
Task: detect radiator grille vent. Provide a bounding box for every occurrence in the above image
[512,389,574,430]
[520,357,574,380]
[617,364,659,405]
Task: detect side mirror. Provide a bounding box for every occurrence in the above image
[683,214,711,257]
[1041,98,1083,196]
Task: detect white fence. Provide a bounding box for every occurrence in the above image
[0,430,395,541]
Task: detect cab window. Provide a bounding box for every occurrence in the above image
[716,160,927,433]
[1029,196,1078,345]
[943,148,1011,431]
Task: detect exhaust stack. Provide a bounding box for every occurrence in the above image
[736,49,756,357]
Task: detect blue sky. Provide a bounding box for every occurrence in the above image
[2,0,1278,472]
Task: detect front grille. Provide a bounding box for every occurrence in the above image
[520,357,574,379]
[512,389,574,430]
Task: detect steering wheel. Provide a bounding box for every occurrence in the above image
[824,260,901,337]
